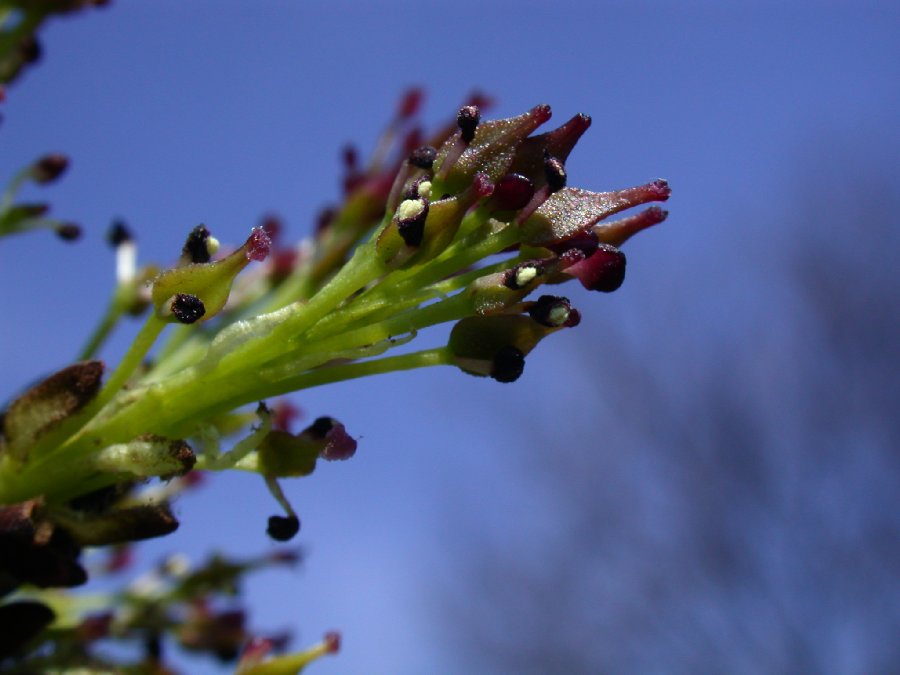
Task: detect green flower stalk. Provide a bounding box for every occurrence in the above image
[1,90,669,668]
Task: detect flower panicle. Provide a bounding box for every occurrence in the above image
[0,96,670,661]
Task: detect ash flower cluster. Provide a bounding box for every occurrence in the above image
[0,89,668,668]
[1,92,669,530]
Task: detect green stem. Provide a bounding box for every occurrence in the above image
[77,290,129,360]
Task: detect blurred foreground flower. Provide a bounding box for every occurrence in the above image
[0,89,669,670]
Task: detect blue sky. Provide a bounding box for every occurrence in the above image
[1,1,898,672]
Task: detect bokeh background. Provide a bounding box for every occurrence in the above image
[2,1,898,673]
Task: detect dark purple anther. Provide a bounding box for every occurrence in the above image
[396,198,429,247]
[267,514,300,541]
[494,173,535,211]
[544,154,567,192]
[55,223,82,241]
[33,154,69,183]
[107,219,132,247]
[528,295,581,328]
[457,105,481,144]
[182,224,213,263]
[408,145,437,170]
[503,260,544,290]
[491,346,525,383]
[170,293,205,324]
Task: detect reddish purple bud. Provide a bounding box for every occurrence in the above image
[307,417,357,461]
[245,226,272,262]
[564,243,626,292]
[33,154,69,183]
[267,515,300,542]
[397,87,424,119]
[493,173,535,211]
[55,223,82,241]
[457,105,481,144]
[171,293,206,324]
[321,425,357,461]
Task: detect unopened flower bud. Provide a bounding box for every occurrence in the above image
[493,173,535,211]
[563,243,627,292]
[306,417,357,461]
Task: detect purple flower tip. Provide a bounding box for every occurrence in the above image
[397,87,424,119]
[530,103,553,125]
[319,420,357,461]
[648,178,671,200]
[323,631,342,654]
[245,226,272,262]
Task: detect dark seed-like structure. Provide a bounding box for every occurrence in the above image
[170,294,205,324]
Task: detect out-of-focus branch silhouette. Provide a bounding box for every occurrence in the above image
[441,145,900,674]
